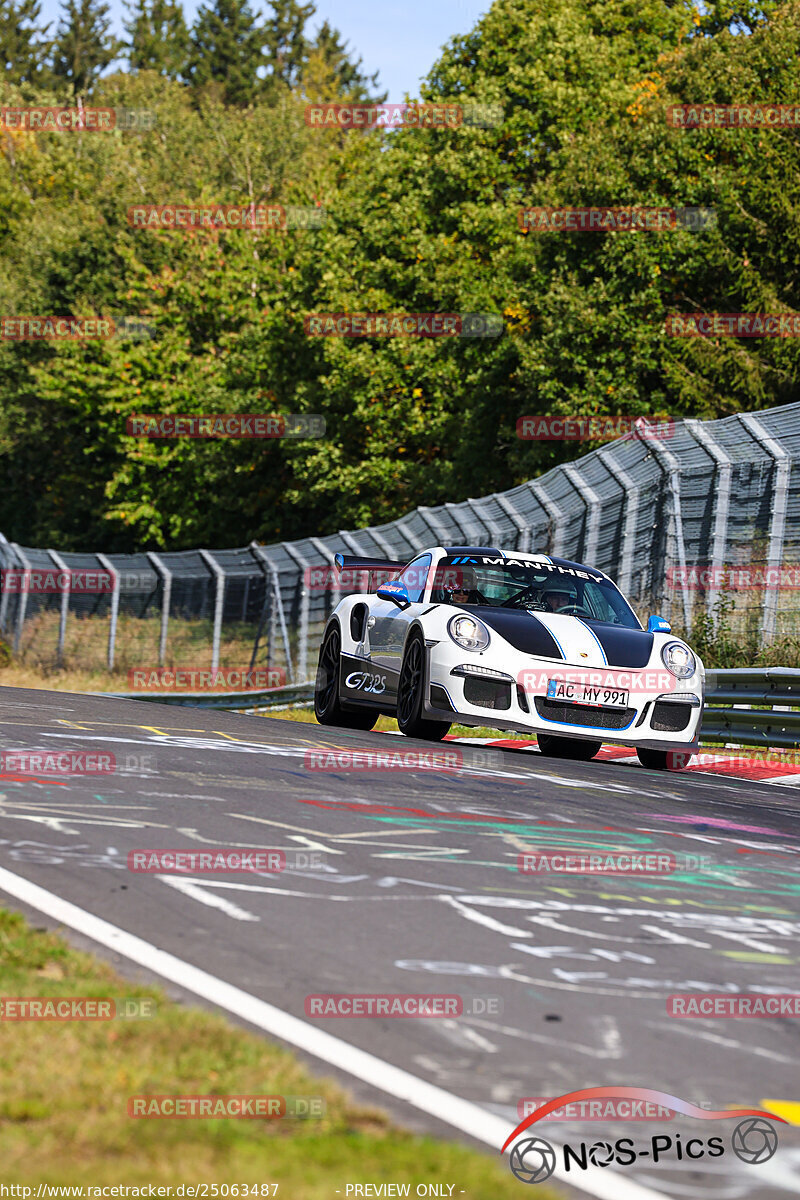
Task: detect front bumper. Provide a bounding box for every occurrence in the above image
[422,641,703,752]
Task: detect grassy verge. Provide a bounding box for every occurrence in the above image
[0,909,553,1195]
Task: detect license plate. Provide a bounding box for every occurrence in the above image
[547,679,630,708]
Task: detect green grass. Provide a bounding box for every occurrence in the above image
[0,909,555,1195]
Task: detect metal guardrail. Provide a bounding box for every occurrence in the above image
[96,682,315,711]
[701,668,800,748]
[97,667,800,752]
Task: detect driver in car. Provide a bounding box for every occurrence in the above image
[542,584,577,613]
[450,566,485,606]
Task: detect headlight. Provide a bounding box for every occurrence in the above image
[447,614,490,652]
[661,641,696,679]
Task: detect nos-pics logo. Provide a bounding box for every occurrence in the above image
[501,1087,782,1184]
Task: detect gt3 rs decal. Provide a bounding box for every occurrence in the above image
[344,670,387,695]
[340,654,399,705]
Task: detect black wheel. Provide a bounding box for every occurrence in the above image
[637,747,690,770]
[396,632,451,741]
[537,733,601,761]
[314,625,378,730]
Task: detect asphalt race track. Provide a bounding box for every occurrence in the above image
[1,685,799,1200]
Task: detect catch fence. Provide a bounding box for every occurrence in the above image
[2,402,799,681]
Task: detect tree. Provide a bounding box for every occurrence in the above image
[124,0,189,78]
[51,0,121,93]
[0,0,52,86]
[305,20,385,102]
[186,0,264,105]
[262,0,313,89]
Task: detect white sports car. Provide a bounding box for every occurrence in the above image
[313,546,704,769]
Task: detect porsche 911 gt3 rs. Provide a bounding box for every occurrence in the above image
[313,546,704,769]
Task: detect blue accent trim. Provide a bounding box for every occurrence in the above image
[576,618,608,665]
[537,709,637,731]
[334,552,345,571]
[542,621,567,661]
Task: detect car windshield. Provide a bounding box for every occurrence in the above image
[431,557,641,629]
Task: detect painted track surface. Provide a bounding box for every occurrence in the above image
[0,685,799,1199]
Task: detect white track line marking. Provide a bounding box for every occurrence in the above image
[0,865,671,1200]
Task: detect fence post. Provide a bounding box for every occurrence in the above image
[97,553,120,670]
[11,544,32,654]
[282,543,311,681]
[48,550,71,666]
[562,464,601,565]
[0,533,16,634]
[199,550,225,675]
[492,492,531,552]
[685,420,732,630]
[147,552,172,667]
[647,436,691,633]
[738,412,789,644]
[531,480,565,556]
[598,448,640,600]
[250,543,294,682]
[466,498,506,549]
[309,536,340,610]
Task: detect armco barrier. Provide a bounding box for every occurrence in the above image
[99,681,315,711]
[702,667,800,748]
[105,667,800,752]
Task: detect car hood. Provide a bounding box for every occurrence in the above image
[467,606,654,668]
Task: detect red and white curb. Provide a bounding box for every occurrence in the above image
[443,736,800,784]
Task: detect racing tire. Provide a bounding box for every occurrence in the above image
[637,748,691,771]
[314,625,378,730]
[396,632,451,741]
[537,733,601,761]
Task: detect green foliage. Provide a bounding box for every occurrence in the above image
[51,0,122,92]
[306,20,386,103]
[0,0,53,88]
[124,0,189,78]
[0,0,799,552]
[262,0,314,89]
[185,0,264,105]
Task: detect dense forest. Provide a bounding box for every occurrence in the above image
[0,0,798,551]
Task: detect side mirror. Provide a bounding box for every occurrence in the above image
[377,580,410,609]
[647,614,671,633]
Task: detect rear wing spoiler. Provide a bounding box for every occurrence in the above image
[334,553,406,574]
